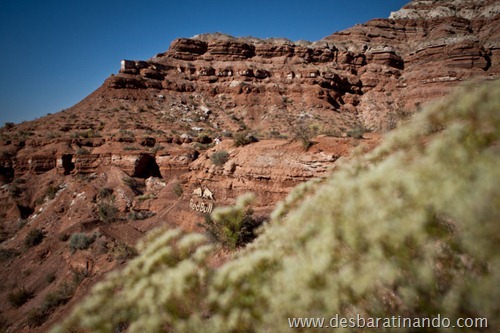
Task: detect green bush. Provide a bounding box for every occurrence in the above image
[111,243,138,262]
[98,187,113,199]
[28,279,80,327]
[0,248,19,262]
[8,287,34,308]
[59,233,70,242]
[346,124,366,139]
[69,233,94,252]
[202,194,262,249]
[42,282,74,311]
[136,194,156,201]
[52,81,500,333]
[52,229,212,333]
[27,308,47,327]
[45,272,56,284]
[24,228,44,248]
[197,134,211,144]
[45,184,59,200]
[210,150,229,166]
[233,132,258,147]
[291,120,317,150]
[122,176,137,188]
[128,210,154,221]
[172,183,183,197]
[98,201,118,223]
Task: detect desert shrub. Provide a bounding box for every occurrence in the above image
[197,134,211,144]
[17,219,28,230]
[210,150,229,166]
[75,147,90,155]
[280,111,318,150]
[128,210,154,221]
[45,184,59,200]
[172,183,183,197]
[292,120,317,150]
[52,229,212,333]
[98,201,118,223]
[4,122,15,129]
[111,243,138,262]
[42,282,74,311]
[150,144,163,154]
[59,233,70,242]
[70,129,101,139]
[27,308,47,327]
[45,131,60,139]
[52,81,500,332]
[8,287,34,307]
[346,124,366,139]
[24,228,44,248]
[136,194,156,201]
[71,268,89,286]
[193,142,214,151]
[233,132,258,147]
[45,272,56,284]
[268,129,288,139]
[0,248,19,262]
[28,279,80,327]
[321,126,342,137]
[119,130,135,141]
[122,176,137,188]
[98,187,113,199]
[69,233,94,252]
[202,193,260,249]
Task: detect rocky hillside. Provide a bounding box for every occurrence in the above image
[54,77,500,333]
[0,0,499,331]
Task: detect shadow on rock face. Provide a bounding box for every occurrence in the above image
[62,154,75,175]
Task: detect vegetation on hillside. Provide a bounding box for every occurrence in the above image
[53,81,500,332]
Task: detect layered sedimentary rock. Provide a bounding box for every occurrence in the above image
[98,0,499,133]
[0,0,498,188]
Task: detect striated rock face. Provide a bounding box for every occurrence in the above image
[1,0,498,228]
[1,0,498,193]
[95,0,499,133]
[389,0,500,20]
[322,0,500,129]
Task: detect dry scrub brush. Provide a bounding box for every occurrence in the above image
[53,81,500,332]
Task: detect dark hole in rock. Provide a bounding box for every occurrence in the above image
[0,166,14,183]
[133,154,161,179]
[62,154,75,175]
[17,204,34,219]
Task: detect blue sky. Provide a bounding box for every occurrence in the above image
[0,0,409,125]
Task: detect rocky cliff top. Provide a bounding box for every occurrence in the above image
[390,0,500,20]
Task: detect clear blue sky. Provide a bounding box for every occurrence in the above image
[0,0,409,125]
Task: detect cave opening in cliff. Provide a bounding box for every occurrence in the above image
[133,154,162,179]
[17,204,34,219]
[62,154,75,175]
[0,166,14,183]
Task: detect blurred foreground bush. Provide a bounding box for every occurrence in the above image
[53,81,500,332]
